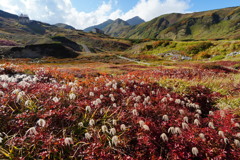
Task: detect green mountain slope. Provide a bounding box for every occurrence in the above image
[54,23,75,30]
[84,19,114,32]
[118,6,240,40]
[103,18,131,37]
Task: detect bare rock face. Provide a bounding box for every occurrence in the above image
[5,44,79,59]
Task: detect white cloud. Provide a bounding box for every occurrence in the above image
[0,0,190,29]
[121,0,190,21]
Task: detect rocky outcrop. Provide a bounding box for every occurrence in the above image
[4,44,79,59]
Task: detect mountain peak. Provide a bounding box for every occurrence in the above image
[114,18,129,25]
[84,19,113,32]
[126,16,145,26]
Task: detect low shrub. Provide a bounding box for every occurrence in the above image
[186,42,214,55]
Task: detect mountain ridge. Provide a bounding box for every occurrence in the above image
[116,6,240,40]
[83,16,145,33]
[126,16,145,26]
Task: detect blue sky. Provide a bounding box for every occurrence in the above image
[0,0,239,29]
[72,0,239,13]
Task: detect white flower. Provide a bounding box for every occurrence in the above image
[112,119,117,126]
[89,92,94,96]
[162,115,169,121]
[169,98,173,102]
[179,109,184,115]
[0,137,3,143]
[134,96,141,102]
[234,123,240,128]
[64,137,73,145]
[85,133,92,140]
[111,97,115,102]
[209,111,214,116]
[101,125,108,133]
[160,133,168,142]
[218,131,224,137]
[194,119,200,126]
[139,120,145,127]
[134,103,138,108]
[1,82,8,88]
[220,110,225,118]
[208,122,215,129]
[183,116,189,123]
[236,133,240,138]
[52,97,60,103]
[112,83,117,89]
[78,122,84,127]
[175,99,181,104]
[181,101,185,105]
[93,98,101,105]
[192,147,199,156]
[112,136,119,146]
[168,127,175,134]
[94,87,98,91]
[89,119,95,126]
[17,91,26,102]
[142,124,150,131]
[69,93,76,100]
[234,139,240,147]
[223,137,228,144]
[194,114,200,119]
[26,127,38,135]
[100,95,104,99]
[174,127,182,134]
[120,124,126,131]
[110,128,116,135]
[112,103,117,107]
[194,104,200,109]
[25,100,31,106]
[199,133,205,140]
[100,108,105,114]
[161,97,167,103]
[0,91,4,96]
[132,109,139,116]
[196,109,202,114]
[182,122,189,130]
[85,106,91,113]
[36,119,46,127]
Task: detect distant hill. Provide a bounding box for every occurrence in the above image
[118,6,240,40]
[84,19,113,32]
[103,18,131,37]
[0,9,131,58]
[55,23,75,30]
[126,16,145,26]
[84,16,145,35]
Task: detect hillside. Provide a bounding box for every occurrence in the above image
[126,16,145,26]
[84,16,145,35]
[103,18,131,37]
[54,23,75,30]
[116,7,240,40]
[84,19,114,32]
[0,10,131,58]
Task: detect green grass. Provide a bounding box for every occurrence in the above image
[128,40,240,60]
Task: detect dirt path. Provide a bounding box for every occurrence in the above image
[117,55,150,65]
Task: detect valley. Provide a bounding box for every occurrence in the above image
[0,5,239,160]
